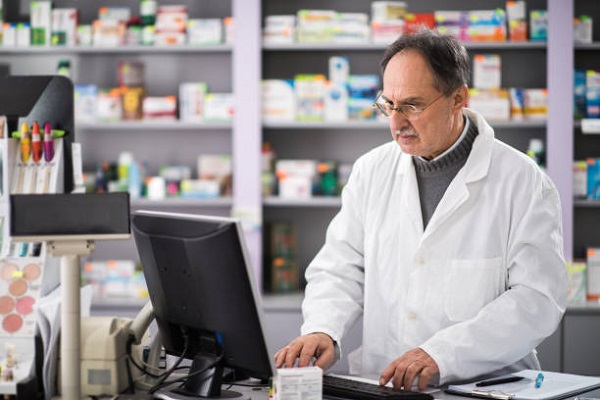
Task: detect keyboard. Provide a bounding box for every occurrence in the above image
[322,375,434,400]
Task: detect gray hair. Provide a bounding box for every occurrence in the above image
[380,29,470,96]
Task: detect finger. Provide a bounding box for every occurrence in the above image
[284,343,303,367]
[379,362,396,386]
[313,346,335,369]
[388,363,408,390]
[297,352,314,367]
[403,363,423,391]
[417,367,436,391]
[274,346,289,368]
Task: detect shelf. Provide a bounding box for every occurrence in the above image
[263,196,341,207]
[77,120,232,131]
[263,120,387,129]
[131,197,233,208]
[263,120,546,129]
[574,199,600,208]
[574,42,600,50]
[262,41,547,51]
[0,44,233,54]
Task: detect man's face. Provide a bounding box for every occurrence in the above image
[381,50,465,160]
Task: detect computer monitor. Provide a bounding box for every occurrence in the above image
[131,210,275,398]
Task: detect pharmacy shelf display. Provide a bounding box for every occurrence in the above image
[260,0,552,294]
[572,1,600,258]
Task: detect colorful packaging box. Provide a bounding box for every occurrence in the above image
[295,74,326,122]
[530,10,547,41]
[587,248,600,301]
[30,1,52,46]
[473,54,501,90]
[262,80,295,122]
[586,158,600,200]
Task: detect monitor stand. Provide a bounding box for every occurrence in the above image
[165,354,244,399]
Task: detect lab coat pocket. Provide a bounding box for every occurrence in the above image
[443,257,503,322]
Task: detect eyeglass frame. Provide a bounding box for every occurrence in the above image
[372,91,446,120]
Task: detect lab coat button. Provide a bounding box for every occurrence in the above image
[407,312,417,321]
[415,256,425,265]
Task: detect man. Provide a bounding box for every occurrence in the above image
[274,29,568,391]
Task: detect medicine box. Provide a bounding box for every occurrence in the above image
[371,2,407,22]
[468,89,510,121]
[179,82,208,121]
[573,160,587,199]
[187,19,222,45]
[262,80,295,122]
[467,9,507,42]
[523,88,548,120]
[263,15,295,44]
[587,248,600,301]
[276,159,317,198]
[587,158,600,199]
[274,366,322,400]
[404,13,435,36]
[530,10,548,41]
[435,11,468,42]
[574,69,587,120]
[51,8,78,46]
[567,260,587,305]
[473,54,501,90]
[574,15,593,44]
[295,74,326,122]
[586,70,600,118]
[204,93,234,121]
[30,1,52,46]
[324,81,348,122]
[506,1,527,42]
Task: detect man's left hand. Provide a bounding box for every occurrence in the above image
[379,348,439,391]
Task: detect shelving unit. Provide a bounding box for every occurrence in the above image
[261,0,552,296]
[573,1,600,259]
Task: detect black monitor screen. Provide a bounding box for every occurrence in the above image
[131,210,274,398]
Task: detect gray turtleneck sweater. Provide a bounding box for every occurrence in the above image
[413,118,479,228]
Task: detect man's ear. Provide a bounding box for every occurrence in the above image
[452,84,469,111]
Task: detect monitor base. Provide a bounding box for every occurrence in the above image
[156,388,246,400]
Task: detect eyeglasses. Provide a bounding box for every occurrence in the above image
[372,92,445,120]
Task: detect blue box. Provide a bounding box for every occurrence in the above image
[587,158,600,199]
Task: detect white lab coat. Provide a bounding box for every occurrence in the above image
[301,109,568,384]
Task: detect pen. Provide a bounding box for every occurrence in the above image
[31,121,42,163]
[476,376,525,387]
[535,373,544,388]
[43,122,54,162]
[20,122,31,163]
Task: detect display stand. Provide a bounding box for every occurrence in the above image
[11,196,130,400]
[1,76,131,400]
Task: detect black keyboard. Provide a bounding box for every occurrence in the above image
[322,375,433,400]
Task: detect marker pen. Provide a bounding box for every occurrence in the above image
[31,121,42,163]
[43,122,55,162]
[20,122,31,163]
[15,122,30,193]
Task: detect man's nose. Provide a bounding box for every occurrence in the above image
[389,111,411,130]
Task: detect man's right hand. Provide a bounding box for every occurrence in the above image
[274,332,336,369]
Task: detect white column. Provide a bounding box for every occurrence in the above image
[547,0,574,260]
[232,0,263,286]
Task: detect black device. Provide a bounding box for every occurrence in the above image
[131,211,275,399]
[322,375,433,400]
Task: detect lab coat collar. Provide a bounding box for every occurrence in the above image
[396,108,495,237]
[396,108,494,185]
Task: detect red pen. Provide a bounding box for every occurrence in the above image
[43,122,54,162]
[31,121,42,163]
[20,122,31,163]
